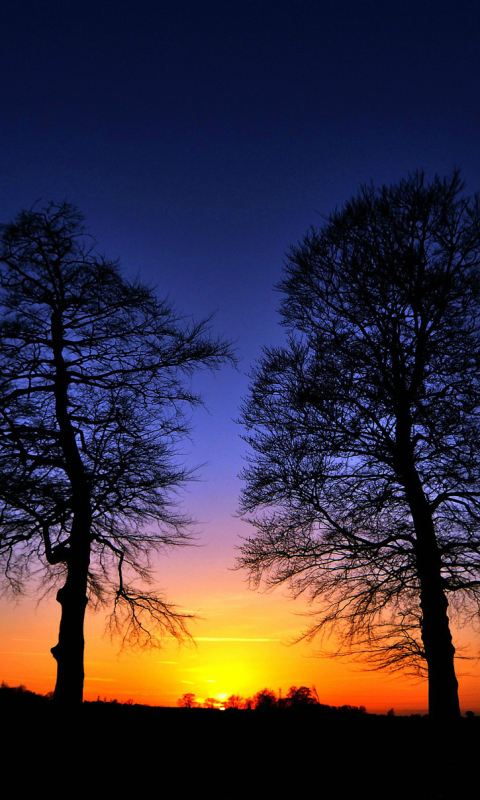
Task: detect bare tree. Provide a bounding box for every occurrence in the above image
[0,202,233,706]
[238,171,480,719]
[177,693,197,708]
[253,688,278,710]
[224,694,244,709]
[284,686,318,709]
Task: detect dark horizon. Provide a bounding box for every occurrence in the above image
[1,0,479,714]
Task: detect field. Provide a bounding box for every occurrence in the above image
[1,688,477,799]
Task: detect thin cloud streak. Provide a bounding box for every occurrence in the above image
[195,637,281,642]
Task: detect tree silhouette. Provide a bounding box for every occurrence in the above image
[178,693,197,708]
[225,694,244,709]
[254,688,278,710]
[284,686,318,710]
[0,202,233,706]
[203,696,221,709]
[238,171,480,719]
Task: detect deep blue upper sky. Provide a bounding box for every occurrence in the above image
[2,0,480,553]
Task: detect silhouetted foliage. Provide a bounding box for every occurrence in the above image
[180,685,367,714]
[203,696,223,709]
[225,694,244,709]
[3,682,478,800]
[284,685,318,710]
[177,692,197,708]
[238,171,480,719]
[0,202,233,706]
[254,687,278,711]
[0,681,50,709]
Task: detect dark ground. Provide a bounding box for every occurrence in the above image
[1,689,477,798]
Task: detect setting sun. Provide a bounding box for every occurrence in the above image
[1,1,480,728]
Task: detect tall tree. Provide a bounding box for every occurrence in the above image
[0,202,233,705]
[238,171,480,719]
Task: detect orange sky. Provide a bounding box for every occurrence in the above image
[2,0,480,722]
[1,524,479,715]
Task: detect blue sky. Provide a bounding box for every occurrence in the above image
[1,0,480,706]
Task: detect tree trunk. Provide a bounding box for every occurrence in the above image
[51,511,91,706]
[403,466,460,718]
[393,398,460,718]
[50,307,92,706]
[418,564,460,719]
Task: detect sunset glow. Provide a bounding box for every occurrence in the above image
[2,554,479,714]
[1,1,480,719]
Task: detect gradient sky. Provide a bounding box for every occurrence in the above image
[1,0,480,713]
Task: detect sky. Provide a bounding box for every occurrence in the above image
[1,0,480,713]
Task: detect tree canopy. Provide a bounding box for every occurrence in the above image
[0,202,233,704]
[238,170,480,718]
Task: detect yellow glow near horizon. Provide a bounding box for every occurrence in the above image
[1,555,479,715]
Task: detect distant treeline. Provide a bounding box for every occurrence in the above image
[2,683,478,800]
[1,681,367,714]
[3,683,476,719]
[178,685,368,713]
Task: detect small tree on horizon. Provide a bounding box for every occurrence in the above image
[284,686,318,709]
[254,688,278,710]
[178,693,197,708]
[225,694,244,709]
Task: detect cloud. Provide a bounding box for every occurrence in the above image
[195,637,280,642]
